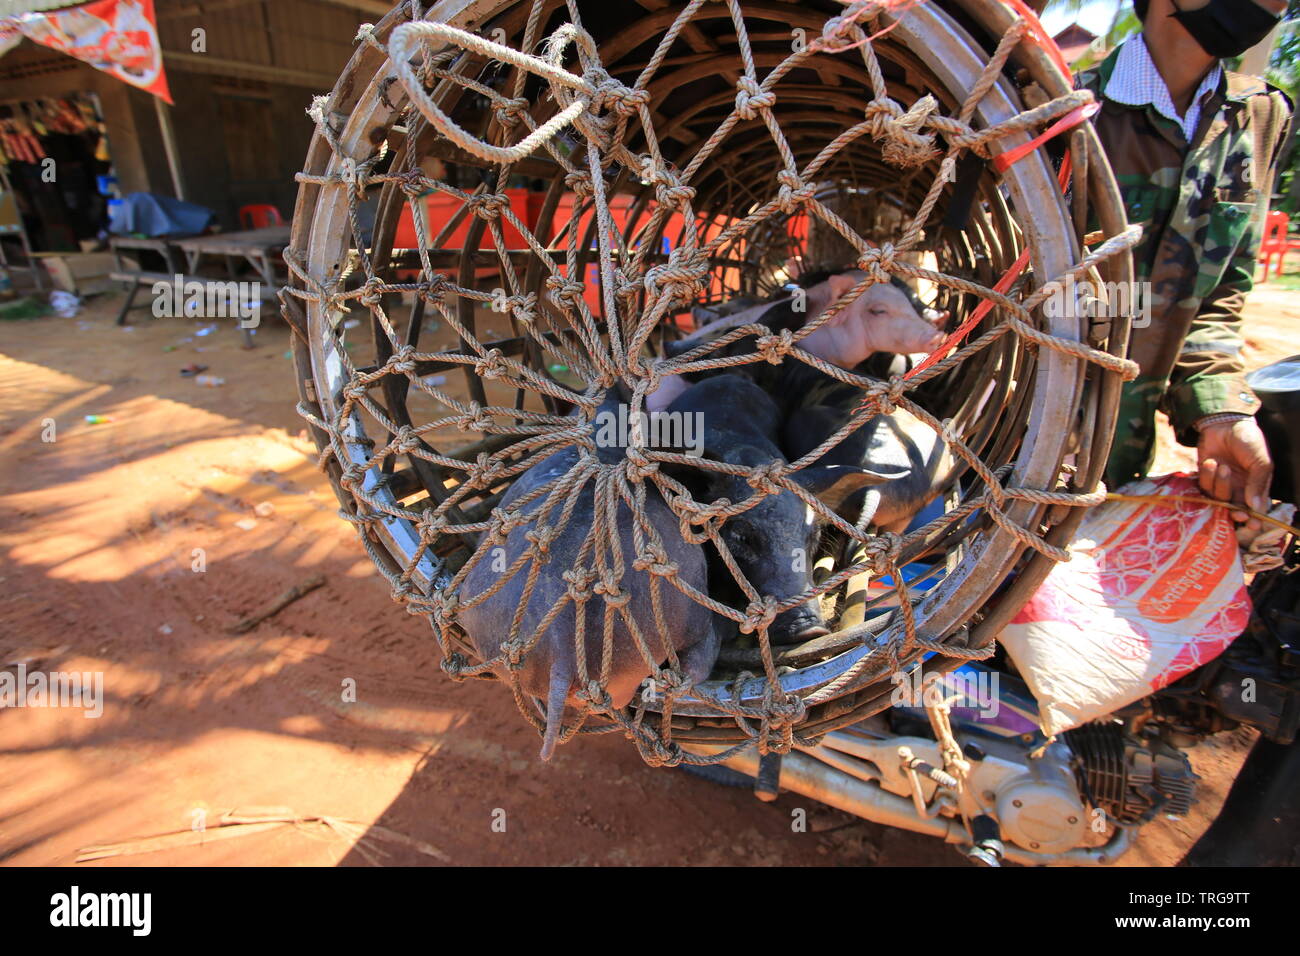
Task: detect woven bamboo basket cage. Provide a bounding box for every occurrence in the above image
[283,0,1139,765]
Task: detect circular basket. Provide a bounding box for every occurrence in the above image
[284,0,1138,764]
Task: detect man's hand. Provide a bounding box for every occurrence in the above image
[1197,418,1273,529]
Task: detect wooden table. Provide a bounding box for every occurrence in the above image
[110,234,196,325]
[175,225,290,291]
[109,234,193,278]
[111,226,289,345]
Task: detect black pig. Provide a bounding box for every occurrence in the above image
[457,399,720,760]
[665,374,904,644]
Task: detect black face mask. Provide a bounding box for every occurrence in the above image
[1172,0,1282,60]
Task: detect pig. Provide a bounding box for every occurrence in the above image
[647,269,946,413]
[665,373,905,643]
[456,395,720,760]
[770,270,946,368]
[781,372,955,532]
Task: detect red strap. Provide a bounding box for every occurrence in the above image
[902,247,1029,381]
[1002,0,1074,85]
[899,153,1076,383]
[992,101,1100,174]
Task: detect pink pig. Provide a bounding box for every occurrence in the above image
[646,272,947,411]
[798,271,947,368]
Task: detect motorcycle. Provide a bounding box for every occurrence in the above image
[681,353,1300,867]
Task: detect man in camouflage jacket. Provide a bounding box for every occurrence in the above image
[1077,0,1290,523]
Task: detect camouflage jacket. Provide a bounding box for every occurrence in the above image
[1078,47,1292,488]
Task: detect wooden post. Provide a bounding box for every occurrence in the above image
[153,96,187,201]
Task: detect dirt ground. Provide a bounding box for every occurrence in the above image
[0,284,1296,867]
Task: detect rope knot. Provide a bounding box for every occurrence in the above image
[498,635,528,668]
[342,382,369,403]
[358,276,386,307]
[324,291,350,325]
[506,291,537,325]
[392,424,422,455]
[644,250,709,310]
[735,75,776,120]
[586,71,649,116]
[632,543,676,577]
[338,156,368,199]
[576,679,613,713]
[439,651,468,679]
[818,5,866,52]
[758,688,807,752]
[563,566,596,602]
[395,168,429,197]
[863,95,940,168]
[755,328,795,364]
[856,243,898,283]
[859,530,903,572]
[419,274,447,304]
[678,497,728,544]
[746,459,788,493]
[545,274,587,310]
[654,668,688,696]
[655,180,696,210]
[775,169,814,214]
[468,191,510,221]
[487,506,526,544]
[473,348,510,381]
[613,266,640,305]
[386,343,418,374]
[434,589,459,626]
[493,96,530,128]
[469,452,507,490]
[594,571,631,608]
[456,401,492,432]
[639,158,695,209]
[339,462,368,490]
[740,595,780,635]
[765,688,807,724]
[639,736,684,768]
[525,524,554,562]
[624,445,659,481]
[862,374,907,415]
[416,509,447,539]
[564,169,595,198]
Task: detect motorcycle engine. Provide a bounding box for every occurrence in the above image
[1064,721,1197,824]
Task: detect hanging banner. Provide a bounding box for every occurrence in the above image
[0,0,172,104]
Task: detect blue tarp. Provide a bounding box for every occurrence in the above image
[108,193,214,238]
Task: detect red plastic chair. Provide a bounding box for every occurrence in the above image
[1258,210,1300,280]
[238,204,284,230]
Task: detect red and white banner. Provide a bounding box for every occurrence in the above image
[0,0,172,104]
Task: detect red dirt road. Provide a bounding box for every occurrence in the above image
[1,287,1292,866]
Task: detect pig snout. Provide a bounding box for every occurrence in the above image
[771,601,830,645]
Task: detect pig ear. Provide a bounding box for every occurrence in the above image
[825,271,860,302]
[791,463,908,513]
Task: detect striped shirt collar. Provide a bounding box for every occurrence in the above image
[1103,34,1223,141]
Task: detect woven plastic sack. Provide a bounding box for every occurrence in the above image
[1000,474,1251,736]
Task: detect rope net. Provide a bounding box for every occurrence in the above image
[284,0,1139,765]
